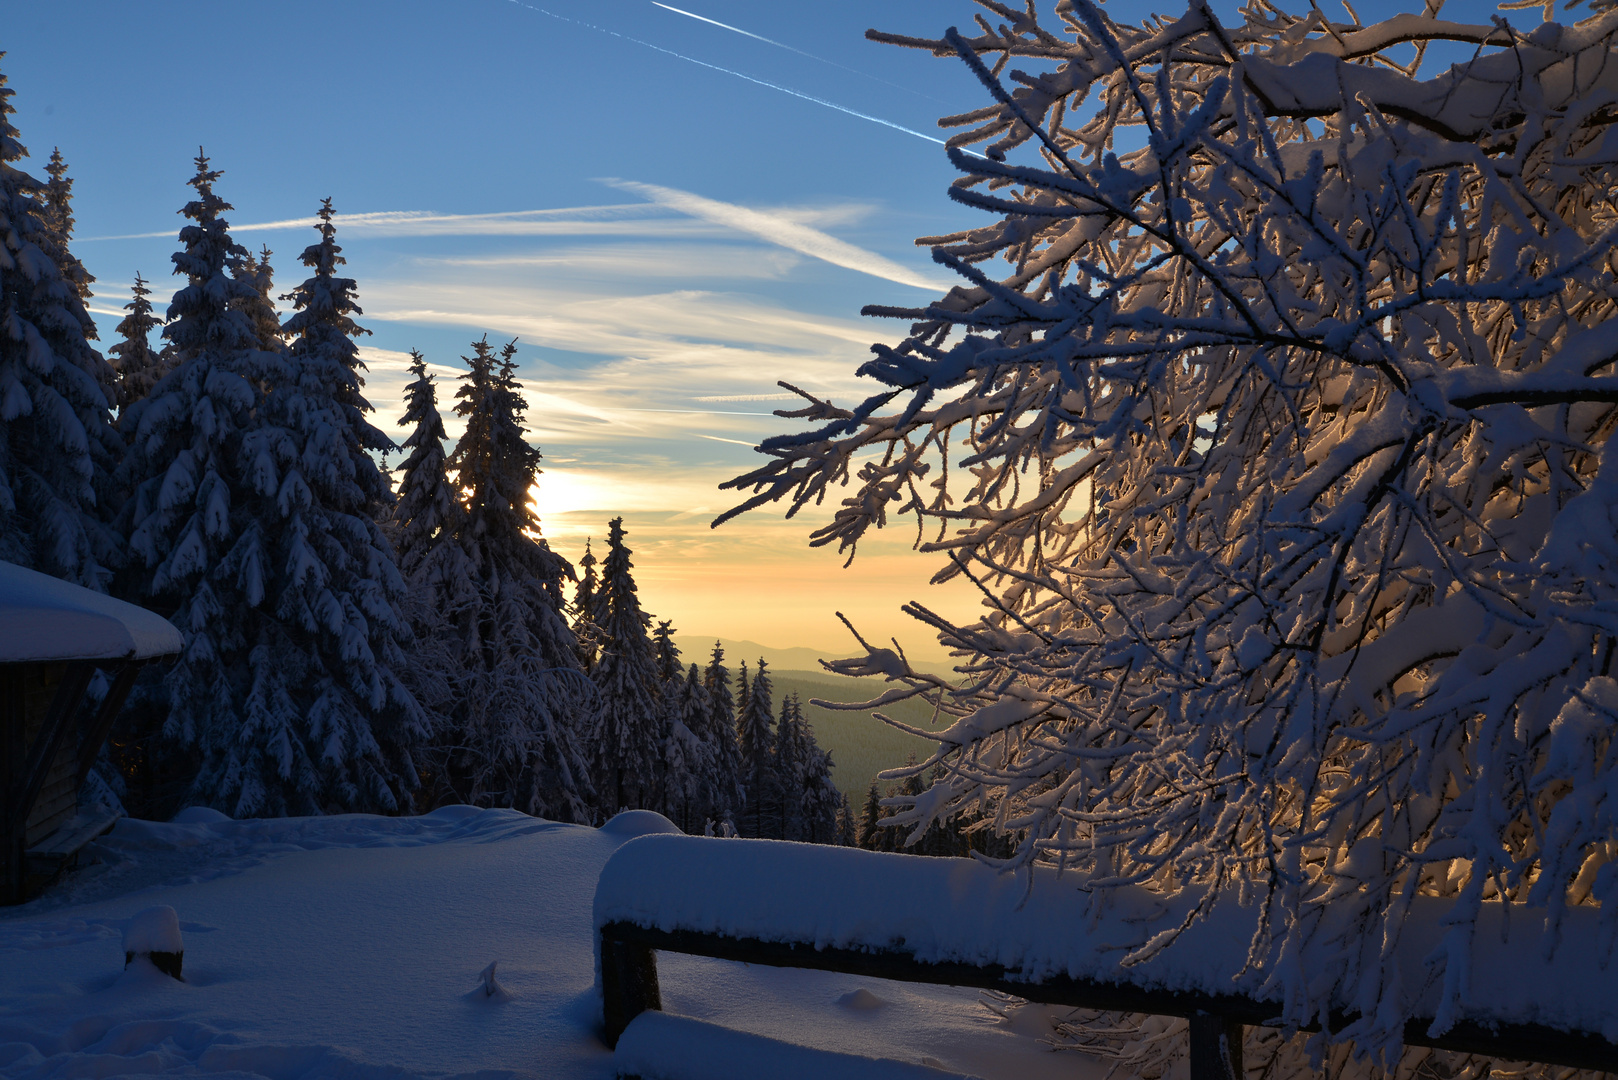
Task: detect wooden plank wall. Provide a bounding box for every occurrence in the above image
[9,663,78,847]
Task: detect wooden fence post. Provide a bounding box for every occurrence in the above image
[1189,1012,1243,1080]
[600,927,661,1048]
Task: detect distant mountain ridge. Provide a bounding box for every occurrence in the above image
[675,636,957,679]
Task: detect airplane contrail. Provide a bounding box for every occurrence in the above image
[502,0,951,151]
[648,2,946,103]
[606,178,950,291]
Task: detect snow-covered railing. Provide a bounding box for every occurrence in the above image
[593,836,1618,1079]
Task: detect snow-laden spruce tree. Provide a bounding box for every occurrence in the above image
[118,153,291,812]
[572,538,601,671]
[427,337,593,820]
[387,348,471,755]
[237,246,283,353]
[721,0,1618,1053]
[109,273,168,410]
[391,350,465,588]
[39,148,94,306]
[121,169,418,817]
[265,198,425,812]
[774,692,806,840]
[735,658,778,838]
[0,58,121,587]
[590,516,664,815]
[703,641,747,826]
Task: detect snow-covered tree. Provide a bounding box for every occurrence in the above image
[856,782,886,852]
[774,692,806,840]
[387,349,468,768]
[795,714,842,844]
[0,58,121,587]
[702,640,746,824]
[662,661,714,832]
[431,336,593,821]
[721,0,1618,1050]
[266,197,424,811]
[121,171,421,817]
[40,148,93,306]
[236,245,283,353]
[109,273,168,410]
[391,351,464,585]
[118,152,293,812]
[589,515,663,815]
[835,793,857,847]
[572,538,600,670]
[735,658,777,838]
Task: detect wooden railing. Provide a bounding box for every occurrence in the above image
[598,921,1618,1079]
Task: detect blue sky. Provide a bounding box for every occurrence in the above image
[4,0,1510,658]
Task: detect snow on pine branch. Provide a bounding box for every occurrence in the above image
[720,0,1618,1055]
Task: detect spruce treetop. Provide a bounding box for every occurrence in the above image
[162,150,257,361]
[653,619,681,683]
[41,147,94,305]
[109,273,166,408]
[281,200,393,483]
[391,347,473,604]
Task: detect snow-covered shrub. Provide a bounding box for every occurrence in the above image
[722,0,1618,1054]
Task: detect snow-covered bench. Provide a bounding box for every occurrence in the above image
[593,835,1618,1080]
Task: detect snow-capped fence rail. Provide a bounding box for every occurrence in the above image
[593,836,1618,1078]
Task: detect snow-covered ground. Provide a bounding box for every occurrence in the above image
[0,808,1101,1080]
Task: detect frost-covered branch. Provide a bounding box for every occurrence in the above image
[721,0,1618,1055]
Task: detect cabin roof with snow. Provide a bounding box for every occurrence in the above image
[0,560,183,663]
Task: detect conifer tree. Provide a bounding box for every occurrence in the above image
[736,658,776,838]
[391,351,463,584]
[388,349,469,757]
[433,336,592,820]
[571,538,599,670]
[118,173,422,818]
[109,273,168,410]
[0,58,121,587]
[702,641,746,824]
[40,148,94,306]
[589,516,663,815]
[857,783,883,851]
[268,197,424,810]
[774,692,805,840]
[236,245,282,352]
[652,620,680,683]
[835,793,857,847]
[797,720,841,844]
[661,661,712,832]
[117,152,295,814]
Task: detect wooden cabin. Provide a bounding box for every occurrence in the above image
[1,560,182,904]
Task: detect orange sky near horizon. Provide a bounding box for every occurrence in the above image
[533,471,985,666]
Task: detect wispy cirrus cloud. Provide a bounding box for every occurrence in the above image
[603,179,950,291]
[422,242,801,280]
[81,205,703,243]
[81,201,879,244]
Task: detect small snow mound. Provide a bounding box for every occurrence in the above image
[123,905,183,954]
[423,804,485,822]
[836,988,889,1011]
[170,806,230,824]
[599,810,682,839]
